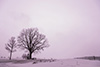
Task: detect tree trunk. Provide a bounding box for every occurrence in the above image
[9,51,12,60]
[29,52,32,59]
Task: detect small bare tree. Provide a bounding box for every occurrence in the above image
[17,28,49,59]
[5,37,16,60]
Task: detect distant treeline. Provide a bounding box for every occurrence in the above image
[75,56,100,61]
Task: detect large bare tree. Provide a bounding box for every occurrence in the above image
[5,37,16,60]
[17,28,49,59]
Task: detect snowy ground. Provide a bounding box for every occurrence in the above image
[0,59,100,67]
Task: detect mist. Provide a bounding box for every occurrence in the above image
[0,0,100,59]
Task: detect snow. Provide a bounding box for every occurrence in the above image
[0,59,100,67]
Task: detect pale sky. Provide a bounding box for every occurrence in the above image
[0,0,100,59]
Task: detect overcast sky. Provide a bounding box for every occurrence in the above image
[0,0,100,59]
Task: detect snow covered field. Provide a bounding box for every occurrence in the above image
[0,59,100,67]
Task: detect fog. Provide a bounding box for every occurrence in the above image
[0,0,100,59]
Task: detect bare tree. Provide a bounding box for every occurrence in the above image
[5,37,16,60]
[17,28,49,59]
